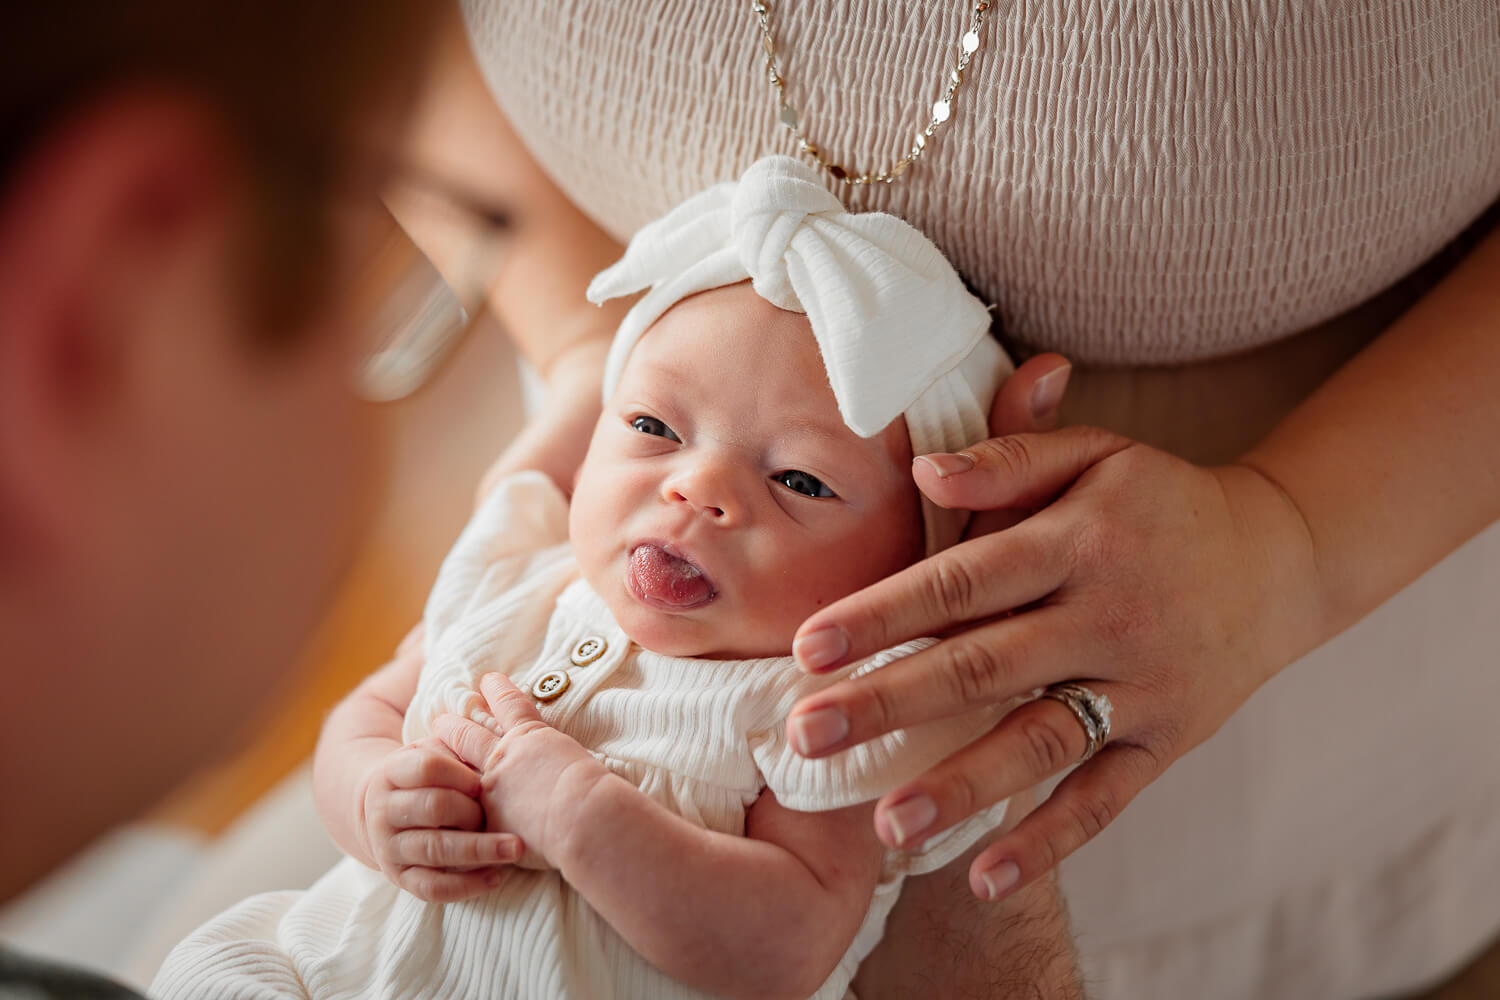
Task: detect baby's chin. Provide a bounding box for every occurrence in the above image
[604,591,794,660]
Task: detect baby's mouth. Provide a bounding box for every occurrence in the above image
[626,542,717,611]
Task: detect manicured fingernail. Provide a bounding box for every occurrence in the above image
[1030,364,1072,421]
[974,860,1021,900]
[915,452,975,479]
[788,707,849,756]
[881,795,937,847]
[793,625,849,672]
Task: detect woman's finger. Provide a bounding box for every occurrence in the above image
[871,689,1126,849]
[913,425,1131,513]
[389,829,522,870]
[395,864,513,904]
[967,742,1161,901]
[988,353,1072,436]
[386,786,484,831]
[792,525,1067,673]
[386,740,481,795]
[479,672,545,731]
[434,714,504,772]
[788,606,1086,756]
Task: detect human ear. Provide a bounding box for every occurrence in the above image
[0,92,234,556]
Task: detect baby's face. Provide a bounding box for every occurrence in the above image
[570,283,924,659]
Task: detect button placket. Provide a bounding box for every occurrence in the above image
[529,628,622,715]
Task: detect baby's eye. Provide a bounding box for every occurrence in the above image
[774,469,836,499]
[630,415,680,442]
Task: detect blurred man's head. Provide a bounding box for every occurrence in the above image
[0,2,440,900]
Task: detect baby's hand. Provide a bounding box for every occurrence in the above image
[359,737,523,902]
[434,673,612,871]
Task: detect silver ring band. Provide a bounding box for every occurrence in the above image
[1040,682,1114,764]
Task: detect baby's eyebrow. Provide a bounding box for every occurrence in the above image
[777,419,891,477]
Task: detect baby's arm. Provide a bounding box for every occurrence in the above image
[436,673,884,1000]
[312,628,521,901]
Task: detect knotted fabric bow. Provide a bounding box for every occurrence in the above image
[587,155,1010,552]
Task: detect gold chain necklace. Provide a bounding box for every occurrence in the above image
[751,0,993,186]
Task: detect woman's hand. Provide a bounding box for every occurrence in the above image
[786,427,1329,901]
[434,672,613,870]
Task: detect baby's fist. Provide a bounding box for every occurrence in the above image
[360,737,523,902]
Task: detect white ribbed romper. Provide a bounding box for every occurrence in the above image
[152,473,1008,1000]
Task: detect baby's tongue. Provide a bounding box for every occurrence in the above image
[629,544,714,608]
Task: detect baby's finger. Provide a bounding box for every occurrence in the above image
[389,829,523,870]
[386,786,484,831]
[434,714,504,772]
[967,742,1159,901]
[792,527,1066,674]
[387,740,481,794]
[395,864,513,904]
[478,672,545,732]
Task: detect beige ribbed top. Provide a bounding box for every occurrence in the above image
[463,0,1500,365]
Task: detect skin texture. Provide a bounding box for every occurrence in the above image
[0,94,383,902]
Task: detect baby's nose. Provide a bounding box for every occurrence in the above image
[663,460,742,522]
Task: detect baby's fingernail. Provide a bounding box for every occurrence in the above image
[881,795,936,847]
[788,707,849,756]
[974,860,1021,901]
[1030,364,1072,421]
[793,625,849,672]
[915,452,975,479]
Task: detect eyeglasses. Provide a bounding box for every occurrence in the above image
[353,162,514,402]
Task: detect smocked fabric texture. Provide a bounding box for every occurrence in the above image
[466,0,1500,367]
[588,154,1008,553]
[153,473,1008,1000]
[462,3,1500,998]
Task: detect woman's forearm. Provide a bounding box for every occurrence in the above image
[1239,218,1500,641]
[546,768,880,1000]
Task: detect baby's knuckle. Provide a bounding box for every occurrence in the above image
[415,835,444,868]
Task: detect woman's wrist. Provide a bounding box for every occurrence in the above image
[1213,460,1332,671]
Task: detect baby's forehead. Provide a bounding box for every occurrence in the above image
[623,293,915,472]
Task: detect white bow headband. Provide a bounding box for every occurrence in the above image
[587,155,1010,552]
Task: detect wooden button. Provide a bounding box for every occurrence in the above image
[569,636,607,667]
[532,670,570,702]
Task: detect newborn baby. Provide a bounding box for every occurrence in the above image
[153,156,1014,1000]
